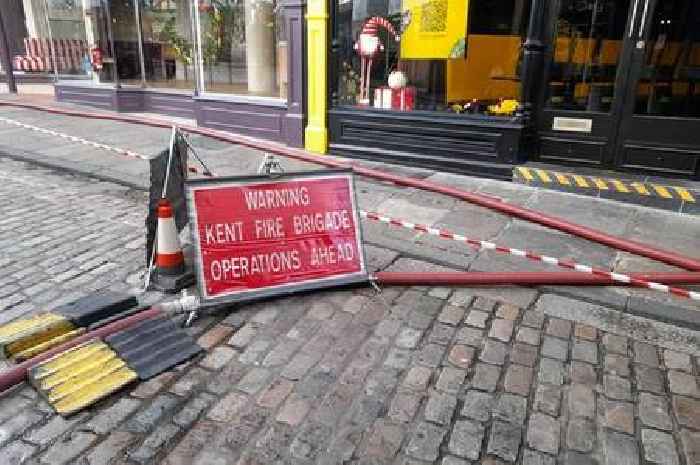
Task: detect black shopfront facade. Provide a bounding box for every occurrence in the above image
[325,0,700,180]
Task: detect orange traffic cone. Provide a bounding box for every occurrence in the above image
[155,199,185,275]
[151,199,192,292]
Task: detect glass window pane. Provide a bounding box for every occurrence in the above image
[13,0,95,79]
[45,0,89,78]
[546,0,630,112]
[333,0,530,116]
[141,0,194,90]
[6,1,36,75]
[634,0,700,118]
[112,0,143,84]
[199,0,286,99]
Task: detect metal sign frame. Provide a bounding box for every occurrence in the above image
[185,168,369,305]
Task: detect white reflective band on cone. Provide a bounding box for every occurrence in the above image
[157,217,181,254]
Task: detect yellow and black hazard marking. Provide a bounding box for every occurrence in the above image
[26,316,202,416]
[514,166,697,209]
[0,291,140,362]
[2,292,203,416]
[0,313,76,361]
[29,340,138,416]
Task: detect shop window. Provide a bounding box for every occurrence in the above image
[140,0,195,89]
[633,0,700,118]
[24,0,287,97]
[546,0,630,112]
[198,0,287,99]
[332,0,531,116]
[14,0,113,81]
[112,0,142,84]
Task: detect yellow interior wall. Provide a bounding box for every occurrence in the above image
[550,38,700,98]
[446,34,521,102]
[553,38,621,65]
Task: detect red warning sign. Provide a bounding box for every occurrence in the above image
[186,170,367,302]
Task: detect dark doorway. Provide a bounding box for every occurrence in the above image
[536,0,700,179]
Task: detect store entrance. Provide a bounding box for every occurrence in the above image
[537,0,700,179]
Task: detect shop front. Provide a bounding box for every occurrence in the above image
[536,0,700,179]
[304,0,535,178]
[306,0,700,179]
[12,0,305,146]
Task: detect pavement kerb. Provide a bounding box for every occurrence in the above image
[2,135,698,332]
[4,100,700,274]
[0,147,148,191]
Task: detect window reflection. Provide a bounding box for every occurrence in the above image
[198,0,286,98]
[13,0,116,81]
[333,0,531,117]
[140,0,195,89]
[546,0,630,112]
[634,0,700,117]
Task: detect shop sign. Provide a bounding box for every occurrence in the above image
[553,117,593,133]
[186,170,368,304]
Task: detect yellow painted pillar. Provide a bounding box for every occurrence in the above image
[304,0,329,154]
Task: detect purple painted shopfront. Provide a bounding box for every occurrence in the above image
[29,0,307,147]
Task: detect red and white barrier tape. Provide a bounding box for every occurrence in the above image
[360,211,700,301]
[0,116,215,176]
[0,116,150,161]
[2,116,697,301]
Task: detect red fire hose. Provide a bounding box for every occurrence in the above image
[0,307,161,395]
[2,101,698,271]
[375,271,700,286]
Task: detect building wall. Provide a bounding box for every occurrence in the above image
[54,0,306,148]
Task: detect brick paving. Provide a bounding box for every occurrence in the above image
[0,114,698,464]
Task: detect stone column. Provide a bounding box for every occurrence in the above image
[245,0,276,94]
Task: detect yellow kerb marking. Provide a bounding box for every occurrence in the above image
[592,178,608,190]
[572,175,590,188]
[652,185,673,199]
[517,167,534,181]
[611,179,630,193]
[631,182,651,195]
[674,187,695,202]
[555,173,571,185]
[535,169,552,183]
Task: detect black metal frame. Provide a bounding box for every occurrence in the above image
[535,0,700,178]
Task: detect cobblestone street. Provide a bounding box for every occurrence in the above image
[0,105,698,465]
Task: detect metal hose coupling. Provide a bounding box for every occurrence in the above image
[159,290,201,327]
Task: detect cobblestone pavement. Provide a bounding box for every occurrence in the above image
[0,105,698,465]
[0,157,146,326]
